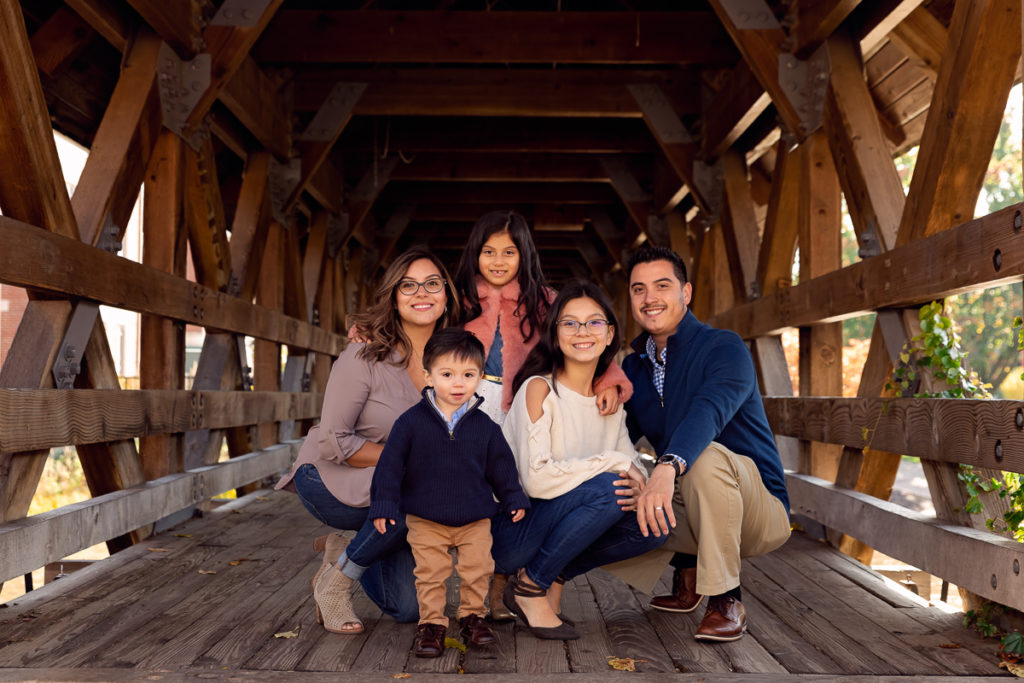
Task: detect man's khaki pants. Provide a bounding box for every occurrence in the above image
[406,514,494,626]
[604,442,790,596]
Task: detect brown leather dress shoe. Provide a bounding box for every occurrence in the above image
[459,614,496,646]
[694,595,747,642]
[414,623,448,658]
[651,567,704,613]
[489,574,516,622]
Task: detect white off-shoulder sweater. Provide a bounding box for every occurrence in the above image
[502,375,646,500]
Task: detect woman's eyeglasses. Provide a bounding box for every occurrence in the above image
[397,278,445,296]
[556,319,610,334]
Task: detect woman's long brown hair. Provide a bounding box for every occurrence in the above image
[349,247,461,366]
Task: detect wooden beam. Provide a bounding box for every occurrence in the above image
[295,68,700,118]
[702,63,772,160]
[0,0,78,238]
[825,30,904,252]
[897,0,1021,246]
[887,6,947,78]
[755,141,801,296]
[342,117,656,155]
[709,202,1024,339]
[796,131,843,481]
[140,132,187,481]
[70,27,162,246]
[0,390,320,453]
[255,11,735,65]
[0,442,300,585]
[181,0,284,141]
[65,0,130,52]
[766,396,1024,473]
[29,6,95,76]
[707,0,823,140]
[124,0,202,58]
[286,82,364,213]
[391,153,613,183]
[216,57,292,160]
[719,150,761,300]
[787,472,1024,611]
[184,134,232,291]
[789,0,863,56]
[600,157,662,245]
[0,216,342,355]
[255,222,284,450]
[852,0,926,56]
[383,181,617,207]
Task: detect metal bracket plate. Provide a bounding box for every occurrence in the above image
[627,84,693,145]
[52,302,100,389]
[268,157,301,225]
[778,44,831,137]
[298,83,368,142]
[95,214,122,255]
[717,0,782,30]
[692,159,725,221]
[210,0,274,27]
[857,218,883,259]
[157,42,211,148]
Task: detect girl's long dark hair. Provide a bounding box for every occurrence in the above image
[511,280,621,397]
[454,210,549,343]
[349,247,460,366]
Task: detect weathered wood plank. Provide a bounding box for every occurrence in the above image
[185,135,233,292]
[787,472,1024,611]
[256,11,734,65]
[765,396,1024,474]
[0,216,343,355]
[0,389,321,453]
[0,442,300,584]
[70,27,162,246]
[0,0,78,239]
[755,142,801,296]
[709,202,1024,339]
[586,569,675,673]
[29,6,94,76]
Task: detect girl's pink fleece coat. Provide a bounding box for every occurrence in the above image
[462,277,633,412]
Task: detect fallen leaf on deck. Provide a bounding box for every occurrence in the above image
[391,674,412,679]
[198,570,217,575]
[174,533,192,538]
[257,496,269,501]
[1000,659,1024,677]
[228,558,252,566]
[607,656,646,671]
[231,510,243,514]
[938,643,961,648]
[274,628,299,639]
[444,637,467,652]
[147,547,170,553]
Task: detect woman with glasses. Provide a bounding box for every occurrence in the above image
[275,247,460,634]
[489,280,668,640]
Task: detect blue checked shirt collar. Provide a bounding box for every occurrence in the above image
[645,335,668,398]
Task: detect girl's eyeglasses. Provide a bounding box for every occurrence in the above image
[556,319,610,334]
[397,278,445,296]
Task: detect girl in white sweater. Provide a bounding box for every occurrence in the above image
[491,280,665,640]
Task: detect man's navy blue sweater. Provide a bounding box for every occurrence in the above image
[622,311,789,511]
[369,392,530,527]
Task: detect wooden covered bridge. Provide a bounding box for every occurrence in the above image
[1,0,1023,679]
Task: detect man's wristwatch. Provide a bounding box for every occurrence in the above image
[656,455,684,477]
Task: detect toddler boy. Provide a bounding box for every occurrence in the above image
[370,328,528,658]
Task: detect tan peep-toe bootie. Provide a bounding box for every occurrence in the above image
[314,563,364,634]
[311,533,349,594]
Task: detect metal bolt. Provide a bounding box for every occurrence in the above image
[193,305,199,316]
[993,249,1003,272]
[1015,559,1020,575]
[64,345,76,360]
[995,439,1004,462]
[1015,211,1022,231]
[992,574,998,589]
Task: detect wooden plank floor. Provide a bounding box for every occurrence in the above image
[0,490,1009,681]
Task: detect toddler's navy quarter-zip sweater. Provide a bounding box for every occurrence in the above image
[368,392,530,527]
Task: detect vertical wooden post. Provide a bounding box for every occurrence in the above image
[140,132,186,480]
[255,222,284,449]
[796,131,843,480]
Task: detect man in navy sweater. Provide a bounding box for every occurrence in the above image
[622,245,790,642]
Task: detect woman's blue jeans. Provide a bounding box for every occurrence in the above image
[491,472,663,588]
[292,464,418,622]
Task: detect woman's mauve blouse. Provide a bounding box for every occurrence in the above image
[274,342,422,507]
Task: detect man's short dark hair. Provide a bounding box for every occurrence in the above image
[423,328,485,372]
[627,245,688,284]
